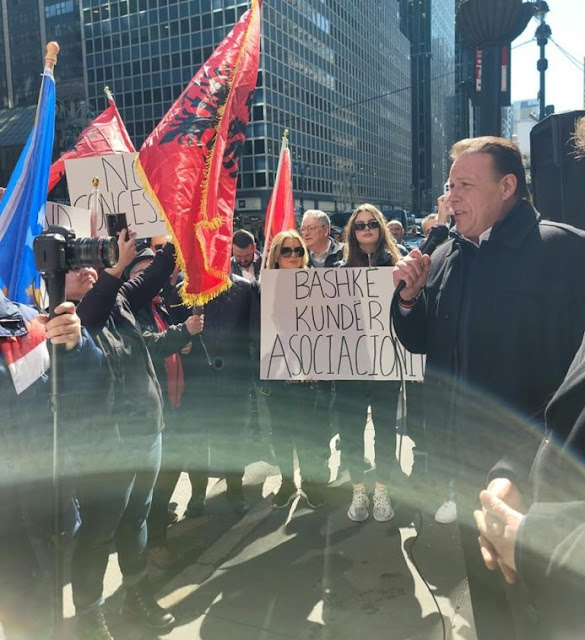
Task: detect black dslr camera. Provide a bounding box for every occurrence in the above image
[33,225,119,316]
[34,224,119,274]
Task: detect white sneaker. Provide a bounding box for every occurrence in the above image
[434,500,457,524]
[347,487,369,522]
[372,487,395,522]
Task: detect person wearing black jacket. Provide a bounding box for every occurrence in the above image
[475,333,585,639]
[0,293,100,638]
[178,273,260,518]
[123,248,204,570]
[391,137,585,640]
[335,204,403,524]
[66,231,177,640]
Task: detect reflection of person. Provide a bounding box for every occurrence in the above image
[391,136,585,640]
[336,204,402,523]
[473,119,585,639]
[67,230,177,639]
[265,230,331,509]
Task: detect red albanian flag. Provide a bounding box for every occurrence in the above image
[137,0,262,305]
[47,88,135,193]
[262,131,295,265]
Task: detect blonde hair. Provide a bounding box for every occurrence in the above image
[342,203,401,267]
[266,230,309,269]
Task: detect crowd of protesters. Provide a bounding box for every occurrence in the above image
[1,132,585,640]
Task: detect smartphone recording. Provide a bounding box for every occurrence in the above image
[106,213,128,238]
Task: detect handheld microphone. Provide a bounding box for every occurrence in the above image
[395,223,449,296]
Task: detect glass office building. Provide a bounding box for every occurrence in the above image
[82,0,412,228]
[0,0,85,109]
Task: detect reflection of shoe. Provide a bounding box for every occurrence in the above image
[434,500,457,524]
[347,486,369,522]
[372,487,395,522]
[167,508,179,526]
[227,487,250,516]
[185,494,205,518]
[302,483,325,509]
[76,607,115,640]
[229,497,250,516]
[272,479,297,509]
[121,577,176,632]
[147,545,178,570]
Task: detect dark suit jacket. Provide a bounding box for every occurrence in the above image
[392,200,585,482]
[230,252,261,281]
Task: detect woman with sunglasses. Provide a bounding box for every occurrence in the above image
[265,230,330,509]
[336,204,403,522]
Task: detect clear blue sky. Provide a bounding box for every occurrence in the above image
[511,1,584,112]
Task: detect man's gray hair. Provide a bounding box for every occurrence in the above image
[302,209,331,230]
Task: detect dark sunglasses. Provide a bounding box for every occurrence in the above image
[280,246,305,258]
[353,220,380,231]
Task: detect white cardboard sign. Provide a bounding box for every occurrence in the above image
[260,267,425,381]
[45,202,92,237]
[64,152,167,238]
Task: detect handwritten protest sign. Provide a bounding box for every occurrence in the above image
[260,267,425,381]
[64,152,167,238]
[45,202,92,237]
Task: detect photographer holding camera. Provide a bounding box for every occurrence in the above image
[64,228,177,639]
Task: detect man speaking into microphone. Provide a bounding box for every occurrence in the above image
[391,136,585,640]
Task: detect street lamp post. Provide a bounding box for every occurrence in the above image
[534,2,551,120]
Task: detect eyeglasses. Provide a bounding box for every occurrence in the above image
[280,246,305,258]
[300,225,323,234]
[353,220,380,231]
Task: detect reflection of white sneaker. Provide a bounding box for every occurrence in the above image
[347,487,370,522]
[372,487,395,522]
[434,500,457,524]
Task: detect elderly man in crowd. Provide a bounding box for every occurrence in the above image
[300,209,344,268]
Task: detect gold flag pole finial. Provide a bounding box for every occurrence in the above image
[44,42,59,71]
[104,85,114,101]
[92,176,100,188]
[283,129,289,139]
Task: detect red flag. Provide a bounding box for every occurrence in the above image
[47,88,135,193]
[136,0,262,305]
[261,131,295,266]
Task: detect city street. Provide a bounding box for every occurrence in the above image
[58,408,477,640]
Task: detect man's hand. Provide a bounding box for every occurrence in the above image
[392,249,431,301]
[474,490,524,584]
[437,194,452,225]
[39,302,82,351]
[105,228,137,280]
[486,477,525,513]
[475,477,525,581]
[184,314,204,336]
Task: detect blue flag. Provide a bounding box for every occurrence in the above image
[0,66,56,304]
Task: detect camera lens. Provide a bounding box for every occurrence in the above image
[66,237,119,270]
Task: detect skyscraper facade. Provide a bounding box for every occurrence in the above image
[82,0,412,229]
[0,0,85,109]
